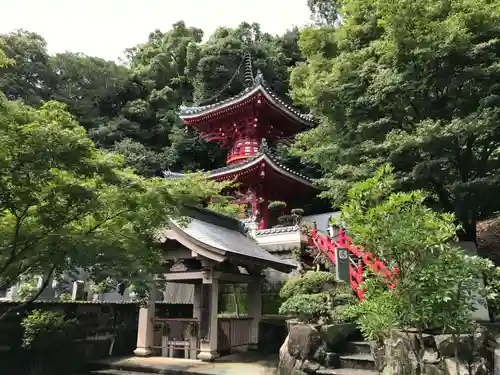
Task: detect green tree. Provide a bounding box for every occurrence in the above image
[191,22,303,103]
[0,95,230,319]
[22,310,81,375]
[290,0,500,242]
[48,52,130,130]
[95,22,227,174]
[307,0,341,26]
[0,30,52,106]
[0,47,13,67]
[342,166,500,371]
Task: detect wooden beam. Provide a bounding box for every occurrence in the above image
[217,273,263,284]
[161,272,204,282]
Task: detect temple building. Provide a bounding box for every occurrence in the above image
[130,58,336,360]
[169,66,329,230]
[1,57,338,361]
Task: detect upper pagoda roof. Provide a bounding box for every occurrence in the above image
[178,72,316,127]
[163,140,317,189]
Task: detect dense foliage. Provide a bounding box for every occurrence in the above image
[21,310,81,374]
[341,167,500,368]
[0,68,232,316]
[0,23,308,177]
[279,271,353,323]
[290,0,500,241]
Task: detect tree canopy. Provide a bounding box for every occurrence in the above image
[290,0,500,241]
[0,22,309,177]
[0,91,230,310]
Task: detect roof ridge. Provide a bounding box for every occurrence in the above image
[178,80,316,125]
[179,205,246,234]
[162,150,316,185]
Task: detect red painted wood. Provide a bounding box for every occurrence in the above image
[308,227,399,300]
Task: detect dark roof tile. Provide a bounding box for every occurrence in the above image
[179,72,316,125]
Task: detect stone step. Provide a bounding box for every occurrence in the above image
[339,353,375,371]
[317,368,377,375]
[345,341,372,355]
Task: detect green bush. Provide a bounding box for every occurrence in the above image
[268,201,287,211]
[17,277,38,300]
[279,293,329,323]
[278,271,356,324]
[280,271,337,300]
[22,310,80,350]
[22,310,82,374]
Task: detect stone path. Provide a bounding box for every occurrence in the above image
[88,352,278,375]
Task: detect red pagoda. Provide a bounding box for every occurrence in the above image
[170,58,321,229]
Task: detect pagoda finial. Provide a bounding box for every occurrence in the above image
[254,69,264,85]
[260,138,269,153]
[244,52,254,88]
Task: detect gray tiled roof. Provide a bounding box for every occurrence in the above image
[170,208,296,273]
[179,72,316,126]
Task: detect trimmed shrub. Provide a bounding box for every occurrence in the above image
[279,293,329,323]
[279,271,337,300]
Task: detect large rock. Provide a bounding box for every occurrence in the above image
[379,328,495,375]
[320,323,357,351]
[278,323,325,375]
[434,334,474,361]
[278,335,303,375]
[287,324,324,360]
[435,326,495,365]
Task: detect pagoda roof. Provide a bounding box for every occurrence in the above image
[178,72,316,127]
[163,146,317,189]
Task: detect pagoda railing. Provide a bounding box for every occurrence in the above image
[309,224,399,300]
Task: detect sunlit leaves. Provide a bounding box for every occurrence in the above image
[0,96,228,295]
[290,0,500,240]
[342,167,500,343]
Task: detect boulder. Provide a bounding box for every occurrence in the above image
[435,327,495,366]
[278,323,325,375]
[434,334,473,360]
[278,335,302,375]
[320,323,357,351]
[288,324,323,360]
[303,360,321,374]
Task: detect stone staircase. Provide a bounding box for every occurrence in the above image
[317,340,377,375]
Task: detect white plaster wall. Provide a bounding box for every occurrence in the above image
[302,211,341,231]
[457,241,490,321]
[255,231,301,249]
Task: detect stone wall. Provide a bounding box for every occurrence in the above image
[0,301,140,355]
[376,328,495,375]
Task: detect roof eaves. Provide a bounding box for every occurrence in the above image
[179,77,316,126]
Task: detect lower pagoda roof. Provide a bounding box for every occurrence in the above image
[163,147,317,191]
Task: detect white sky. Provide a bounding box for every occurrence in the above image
[1,0,311,62]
